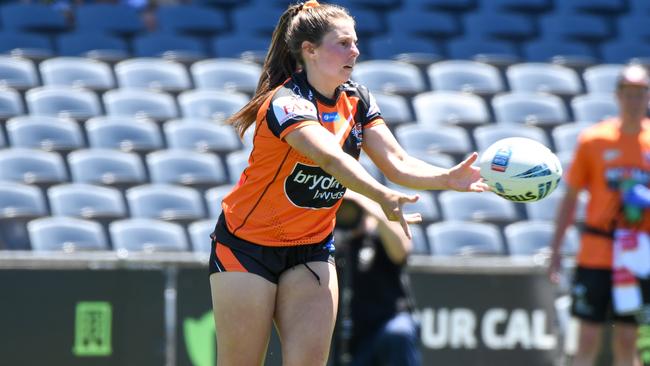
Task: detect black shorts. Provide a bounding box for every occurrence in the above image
[571,266,637,324]
[208,213,336,284]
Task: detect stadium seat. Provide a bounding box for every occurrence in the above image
[359,152,386,184]
[601,40,650,65]
[68,149,147,190]
[56,32,129,62]
[85,116,163,155]
[366,35,442,64]
[211,33,269,62]
[205,184,233,219]
[6,115,84,154]
[146,149,227,191]
[126,184,206,226]
[0,148,68,189]
[372,92,413,125]
[114,58,191,92]
[48,183,126,221]
[191,58,262,94]
[225,150,250,184]
[25,86,102,120]
[407,151,456,168]
[39,57,115,91]
[232,3,285,37]
[394,124,472,162]
[438,191,518,225]
[103,88,178,121]
[463,12,536,41]
[28,217,108,252]
[132,33,207,62]
[0,31,53,60]
[571,94,618,123]
[483,0,551,12]
[492,92,568,126]
[74,4,145,37]
[347,0,401,10]
[446,37,519,66]
[583,64,624,94]
[110,218,189,252]
[156,5,228,37]
[427,60,504,96]
[409,224,430,255]
[412,91,490,127]
[552,122,594,154]
[352,60,426,96]
[506,63,582,97]
[539,14,611,42]
[178,89,249,121]
[617,14,650,44]
[386,9,458,39]
[0,181,47,250]
[385,185,440,224]
[163,119,242,154]
[555,0,626,14]
[427,221,504,256]
[418,0,475,11]
[473,124,549,151]
[525,189,588,222]
[0,55,38,90]
[522,39,596,67]
[0,87,25,119]
[504,220,579,256]
[0,3,68,34]
[188,219,215,254]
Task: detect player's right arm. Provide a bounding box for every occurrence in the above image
[548,186,579,283]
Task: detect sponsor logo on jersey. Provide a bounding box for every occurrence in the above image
[491,147,512,172]
[322,112,340,122]
[272,96,318,126]
[285,163,346,209]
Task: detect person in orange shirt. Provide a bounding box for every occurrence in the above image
[208,1,488,365]
[549,64,650,366]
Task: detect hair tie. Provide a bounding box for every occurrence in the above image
[302,0,320,9]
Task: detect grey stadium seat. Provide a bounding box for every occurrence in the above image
[352,60,426,96]
[68,148,147,190]
[473,124,549,152]
[85,116,163,155]
[39,57,115,91]
[114,58,191,92]
[146,149,228,190]
[438,191,518,225]
[188,219,215,254]
[178,89,249,121]
[6,115,84,153]
[47,183,126,220]
[205,184,234,219]
[412,91,489,127]
[125,184,206,226]
[0,55,38,90]
[571,94,618,123]
[163,119,242,154]
[428,60,504,96]
[0,181,47,250]
[504,220,579,256]
[0,148,68,188]
[110,218,188,252]
[28,216,108,252]
[506,62,582,96]
[427,221,504,256]
[492,92,568,126]
[25,86,102,120]
[191,58,262,94]
[103,88,178,121]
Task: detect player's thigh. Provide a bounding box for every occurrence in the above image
[210,272,277,366]
[275,262,339,366]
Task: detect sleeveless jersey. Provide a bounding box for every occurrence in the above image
[221,72,384,246]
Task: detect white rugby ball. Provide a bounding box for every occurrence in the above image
[478,137,562,202]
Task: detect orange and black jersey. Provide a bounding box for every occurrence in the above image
[221,71,385,247]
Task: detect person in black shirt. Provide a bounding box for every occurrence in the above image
[335,190,421,366]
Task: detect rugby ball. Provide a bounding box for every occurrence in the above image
[478,137,562,202]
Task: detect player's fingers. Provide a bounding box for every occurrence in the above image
[460,152,478,167]
[404,212,422,224]
[401,194,420,204]
[398,213,412,239]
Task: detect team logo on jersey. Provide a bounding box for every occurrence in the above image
[272,96,318,126]
[491,147,512,172]
[322,112,340,122]
[285,163,346,209]
[351,122,363,148]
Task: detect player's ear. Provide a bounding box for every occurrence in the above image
[301,40,316,58]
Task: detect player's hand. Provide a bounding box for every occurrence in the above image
[548,250,562,284]
[377,191,422,239]
[447,152,490,192]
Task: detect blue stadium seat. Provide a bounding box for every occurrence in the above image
[163,119,242,154]
[552,122,594,154]
[409,224,430,255]
[427,221,504,256]
[522,39,596,66]
[601,40,650,64]
[352,60,427,96]
[115,58,191,92]
[211,33,269,60]
[205,185,233,219]
[191,58,262,94]
[482,0,551,12]
[103,88,178,121]
[6,115,84,153]
[349,8,384,38]
[25,86,102,120]
[225,150,250,184]
[427,60,504,96]
[438,191,518,225]
[473,124,549,152]
[126,184,206,225]
[394,124,472,162]
[56,32,129,62]
[539,14,611,42]
[504,221,579,256]
[571,94,618,123]
[618,14,650,43]
[447,37,519,65]
[39,57,115,91]
[506,63,582,96]
[415,0,475,11]
[110,218,189,252]
[132,33,207,61]
[146,149,227,190]
[463,12,536,41]
[74,4,145,37]
[232,3,284,36]
[178,89,249,121]
[28,217,108,252]
[156,5,228,36]
[555,0,626,14]
[0,148,68,188]
[0,87,25,119]
[68,148,147,190]
[85,116,163,155]
[387,9,458,39]
[0,56,38,90]
[412,91,490,127]
[492,92,568,125]
[347,0,401,10]
[0,181,47,250]
[583,64,624,94]
[0,31,53,60]
[372,92,413,125]
[367,35,442,63]
[48,183,126,221]
[629,0,650,13]
[0,3,68,33]
[188,219,214,254]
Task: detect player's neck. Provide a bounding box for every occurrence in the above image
[619,116,644,134]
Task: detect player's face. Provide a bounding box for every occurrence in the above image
[617,84,649,120]
[311,18,359,88]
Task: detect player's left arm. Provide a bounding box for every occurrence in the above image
[362,123,488,192]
